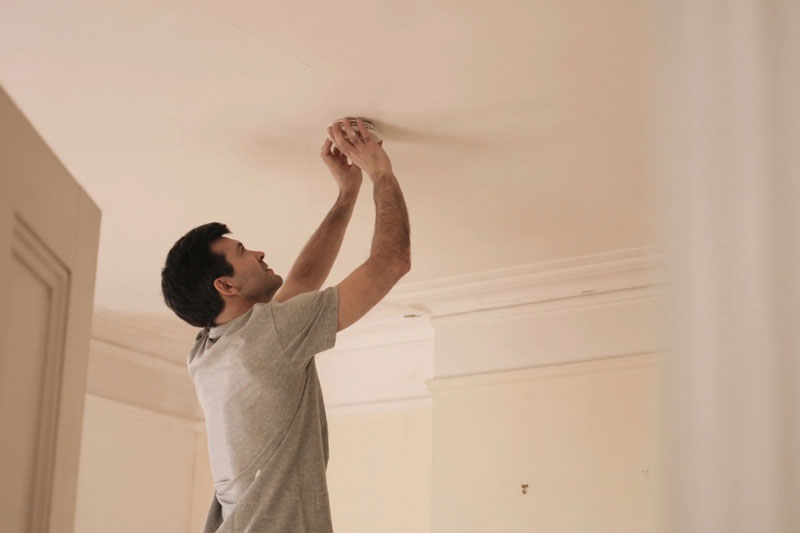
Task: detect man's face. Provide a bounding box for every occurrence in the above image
[210,236,283,303]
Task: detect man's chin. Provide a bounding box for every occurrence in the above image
[270,276,284,294]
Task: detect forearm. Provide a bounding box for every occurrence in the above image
[369,172,411,265]
[286,189,358,286]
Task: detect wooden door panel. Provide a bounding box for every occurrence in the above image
[0,87,100,533]
[0,218,70,532]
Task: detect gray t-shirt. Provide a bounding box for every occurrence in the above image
[187,286,339,532]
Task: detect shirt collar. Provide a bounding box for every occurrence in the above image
[207,307,253,340]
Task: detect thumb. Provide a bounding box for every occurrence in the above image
[321,140,341,161]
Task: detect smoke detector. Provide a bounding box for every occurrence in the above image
[328,118,382,145]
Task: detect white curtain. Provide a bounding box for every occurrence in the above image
[651,1,799,531]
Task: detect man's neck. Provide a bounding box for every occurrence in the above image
[213,301,255,327]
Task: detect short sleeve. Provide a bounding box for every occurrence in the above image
[271,286,339,367]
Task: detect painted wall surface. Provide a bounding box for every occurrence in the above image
[190,432,215,532]
[428,287,665,532]
[430,355,663,533]
[73,395,197,533]
[326,405,433,533]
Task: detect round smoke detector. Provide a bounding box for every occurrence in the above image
[327,118,382,145]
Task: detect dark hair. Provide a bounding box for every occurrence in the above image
[161,222,233,328]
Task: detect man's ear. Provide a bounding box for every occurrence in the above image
[213,277,237,297]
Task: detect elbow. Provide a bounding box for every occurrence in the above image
[388,254,411,278]
[396,256,411,276]
[369,251,411,278]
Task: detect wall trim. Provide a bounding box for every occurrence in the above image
[326,395,433,416]
[426,352,661,392]
[90,338,187,373]
[389,245,665,319]
[92,306,196,366]
[84,393,206,434]
[86,337,204,422]
[332,319,434,352]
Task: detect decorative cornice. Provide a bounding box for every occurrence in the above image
[326,395,432,416]
[91,306,196,366]
[333,313,434,352]
[86,338,204,422]
[85,393,205,434]
[388,246,665,319]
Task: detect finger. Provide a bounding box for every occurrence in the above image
[340,117,362,144]
[355,118,372,143]
[333,119,363,151]
[324,138,344,159]
[330,128,351,153]
[329,124,355,152]
[325,129,340,154]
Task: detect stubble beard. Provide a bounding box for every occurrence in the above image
[259,273,283,303]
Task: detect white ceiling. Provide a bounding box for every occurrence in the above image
[0,0,656,330]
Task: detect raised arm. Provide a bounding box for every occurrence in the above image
[327,118,411,331]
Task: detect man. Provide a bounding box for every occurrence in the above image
[160,117,411,532]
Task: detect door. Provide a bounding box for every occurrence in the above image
[0,86,101,532]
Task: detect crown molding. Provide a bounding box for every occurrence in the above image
[87,338,204,422]
[85,393,205,434]
[426,351,660,392]
[332,313,434,352]
[387,246,666,320]
[326,395,432,416]
[91,306,196,366]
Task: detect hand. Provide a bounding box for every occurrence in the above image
[321,137,363,195]
[327,117,393,179]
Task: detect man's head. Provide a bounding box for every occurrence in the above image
[161,222,283,327]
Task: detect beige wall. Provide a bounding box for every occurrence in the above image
[415,250,665,532]
[190,431,215,532]
[326,405,433,533]
[74,395,198,533]
[426,284,665,532]
[430,355,662,533]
